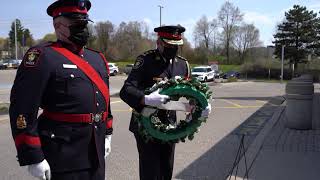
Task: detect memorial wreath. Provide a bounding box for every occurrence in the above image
[134,76,213,143]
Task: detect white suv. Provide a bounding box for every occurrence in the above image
[108,63,119,76]
[191,66,215,82]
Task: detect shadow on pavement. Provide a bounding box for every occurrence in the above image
[175,96,285,180]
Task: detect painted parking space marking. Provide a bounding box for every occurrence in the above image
[112,109,132,112]
[221,99,242,107]
[110,100,122,104]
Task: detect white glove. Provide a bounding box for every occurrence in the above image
[104,135,112,158]
[201,104,212,118]
[27,159,51,180]
[144,89,170,106]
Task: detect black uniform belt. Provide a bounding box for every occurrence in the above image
[42,110,107,123]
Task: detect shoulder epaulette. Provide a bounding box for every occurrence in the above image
[85,47,102,54]
[142,49,156,56]
[177,55,188,61]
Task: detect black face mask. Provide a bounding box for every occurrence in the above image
[68,24,89,47]
[162,46,178,60]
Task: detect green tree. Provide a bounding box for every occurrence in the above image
[22,29,34,47]
[95,21,114,58]
[273,5,318,71]
[8,19,24,48]
[8,19,34,58]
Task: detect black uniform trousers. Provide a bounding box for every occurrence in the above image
[51,165,105,180]
[134,133,175,180]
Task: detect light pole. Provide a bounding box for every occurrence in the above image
[267,45,274,80]
[158,5,163,26]
[281,45,285,83]
[15,19,18,60]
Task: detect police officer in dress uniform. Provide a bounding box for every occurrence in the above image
[9,0,113,180]
[120,25,211,180]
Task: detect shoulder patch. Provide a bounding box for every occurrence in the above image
[143,50,156,56]
[85,47,101,54]
[133,57,144,70]
[24,48,42,67]
[177,55,187,61]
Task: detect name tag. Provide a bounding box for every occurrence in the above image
[63,64,77,69]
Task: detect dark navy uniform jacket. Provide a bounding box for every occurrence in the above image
[120,49,190,133]
[9,41,113,172]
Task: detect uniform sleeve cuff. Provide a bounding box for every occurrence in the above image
[105,128,113,135]
[17,146,44,166]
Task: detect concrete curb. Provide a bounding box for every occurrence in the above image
[226,102,286,179]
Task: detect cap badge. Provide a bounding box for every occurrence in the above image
[79,0,86,10]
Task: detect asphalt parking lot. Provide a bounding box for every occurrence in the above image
[0,70,286,180]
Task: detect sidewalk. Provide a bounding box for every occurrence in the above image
[230,97,320,179]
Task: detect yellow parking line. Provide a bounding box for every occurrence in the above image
[113,109,131,112]
[256,100,267,104]
[110,100,122,104]
[221,99,242,107]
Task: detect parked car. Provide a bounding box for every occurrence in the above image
[3,59,21,69]
[212,69,222,78]
[12,59,22,69]
[124,64,134,75]
[222,71,240,79]
[108,63,119,76]
[191,66,215,82]
[0,62,7,69]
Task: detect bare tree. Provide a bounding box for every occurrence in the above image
[233,23,261,63]
[112,21,154,60]
[95,21,114,56]
[193,16,218,50]
[218,1,243,64]
[113,21,142,59]
[179,37,194,60]
[87,24,96,49]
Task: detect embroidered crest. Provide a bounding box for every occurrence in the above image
[24,48,41,67]
[143,50,155,56]
[133,57,144,70]
[16,115,27,129]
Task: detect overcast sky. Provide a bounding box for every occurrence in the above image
[1,0,320,46]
